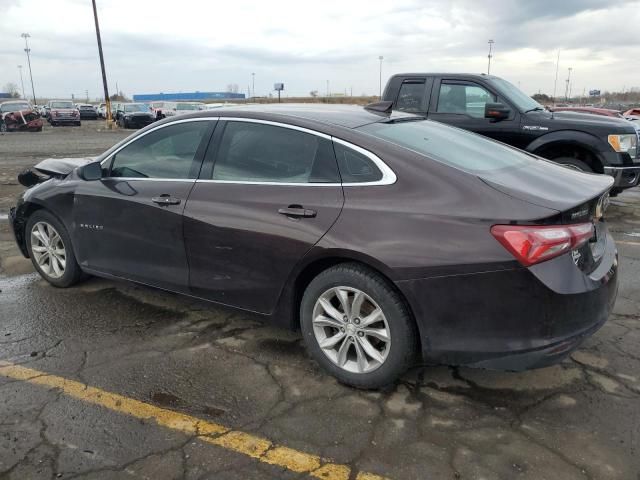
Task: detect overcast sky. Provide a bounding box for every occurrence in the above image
[0,0,639,100]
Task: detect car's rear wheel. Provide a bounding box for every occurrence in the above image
[300,263,417,389]
[26,210,83,288]
[555,158,592,172]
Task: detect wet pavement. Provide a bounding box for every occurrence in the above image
[1,125,639,479]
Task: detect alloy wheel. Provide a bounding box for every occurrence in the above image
[312,286,391,374]
[30,221,66,279]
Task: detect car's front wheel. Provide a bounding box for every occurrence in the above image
[26,210,83,288]
[300,263,417,389]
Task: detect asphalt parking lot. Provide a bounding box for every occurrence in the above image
[1,122,639,480]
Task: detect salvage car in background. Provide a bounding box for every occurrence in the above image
[10,105,618,388]
[115,102,155,129]
[0,100,43,132]
[76,104,98,120]
[46,100,80,126]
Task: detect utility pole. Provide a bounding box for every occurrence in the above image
[552,50,560,105]
[565,67,572,102]
[17,65,26,100]
[92,0,113,126]
[378,56,384,98]
[251,72,255,99]
[327,80,330,97]
[487,39,494,75]
[21,33,37,104]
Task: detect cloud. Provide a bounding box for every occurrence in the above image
[0,0,638,98]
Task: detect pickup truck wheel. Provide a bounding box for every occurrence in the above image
[555,158,592,172]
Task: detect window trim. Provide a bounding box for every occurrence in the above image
[198,117,397,187]
[99,117,218,181]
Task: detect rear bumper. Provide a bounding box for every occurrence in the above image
[397,234,619,371]
[603,165,640,189]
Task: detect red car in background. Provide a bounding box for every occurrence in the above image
[624,108,640,120]
[0,100,43,132]
[551,106,625,118]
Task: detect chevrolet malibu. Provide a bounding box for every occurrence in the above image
[10,104,618,388]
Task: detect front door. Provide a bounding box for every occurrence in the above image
[73,119,215,291]
[428,79,521,146]
[184,119,344,314]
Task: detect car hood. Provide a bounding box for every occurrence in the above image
[33,157,96,176]
[479,157,613,212]
[528,110,636,133]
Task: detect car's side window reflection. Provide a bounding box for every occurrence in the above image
[211,121,340,183]
[110,121,210,179]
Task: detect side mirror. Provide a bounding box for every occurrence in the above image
[78,161,102,181]
[485,102,510,121]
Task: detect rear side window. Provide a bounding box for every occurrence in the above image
[396,81,425,113]
[436,82,497,118]
[110,121,210,179]
[211,121,339,183]
[333,143,382,183]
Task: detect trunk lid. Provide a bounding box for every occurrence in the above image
[480,157,613,213]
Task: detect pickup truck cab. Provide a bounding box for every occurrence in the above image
[383,73,640,193]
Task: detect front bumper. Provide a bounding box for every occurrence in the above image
[603,165,640,189]
[8,207,29,258]
[397,233,619,371]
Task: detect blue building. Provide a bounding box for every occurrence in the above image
[0,93,12,99]
[133,91,245,102]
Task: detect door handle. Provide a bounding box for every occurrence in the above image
[152,195,181,206]
[278,206,317,218]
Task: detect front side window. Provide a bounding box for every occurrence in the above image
[396,81,425,113]
[211,121,339,183]
[109,121,210,179]
[436,82,496,118]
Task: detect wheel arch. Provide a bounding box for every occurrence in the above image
[14,201,66,258]
[526,131,607,173]
[273,248,423,357]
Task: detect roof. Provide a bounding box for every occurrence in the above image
[388,72,497,81]
[197,103,419,129]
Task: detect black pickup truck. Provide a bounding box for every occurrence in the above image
[383,73,640,193]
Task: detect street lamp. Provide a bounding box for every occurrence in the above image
[251,73,255,99]
[378,56,384,98]
[487,39,494,75]
[565,67,572,102]
[17,65,26,99]
[21,33,37,104]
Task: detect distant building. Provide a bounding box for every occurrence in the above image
[133,91,245,102]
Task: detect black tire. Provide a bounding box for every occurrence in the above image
[25,210,84,288]
[75,122,81,127]
[0,122,6,133]
[554,157,593,172]
[300,263,417,389]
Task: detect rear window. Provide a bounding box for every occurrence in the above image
[358,120,530,173]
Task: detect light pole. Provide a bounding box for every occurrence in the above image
[378,55,383,98]
[17,65,26,99]
[251,72,255,99]
[552,50,560,105]
[21,33,37,104]
[326,80,330,97]
[487,39,494,75]
[565,67,572,102]
[91,0,113,126]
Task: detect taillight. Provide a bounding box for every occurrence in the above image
[491,223,594,266]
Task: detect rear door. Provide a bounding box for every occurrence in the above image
[390,77,433,115]
[183,119,344,314]
[428,78,522,145]
[73,119,216,291]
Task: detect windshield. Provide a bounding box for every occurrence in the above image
[124,104,149,113]
[176,103,199,110]
[358,120,531,173]
[488,77,543,112]
[51,101,74,109]
[1,102,31,113]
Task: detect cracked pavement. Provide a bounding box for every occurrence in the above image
[1,126,639,479]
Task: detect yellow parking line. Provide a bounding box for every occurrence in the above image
[0,362,388,480]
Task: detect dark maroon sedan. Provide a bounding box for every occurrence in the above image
[10,104,618,388]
